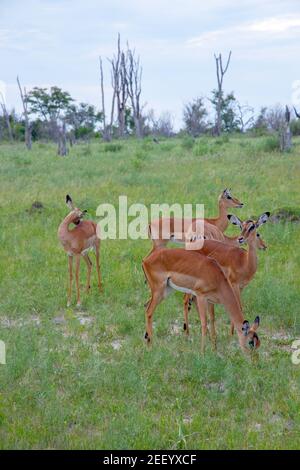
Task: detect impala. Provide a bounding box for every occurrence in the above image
[148,188,243,250]
[142,247,261,353]
[183,212,270,344]
[58,195,102,307]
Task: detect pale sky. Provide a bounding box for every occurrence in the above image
[1,0,300,128]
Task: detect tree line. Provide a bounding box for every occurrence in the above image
[1,36,300,154]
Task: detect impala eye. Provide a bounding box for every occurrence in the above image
[257,233,260,237]
[227,195,232,200]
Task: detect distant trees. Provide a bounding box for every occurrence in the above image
[183,98,208,137]
[145,110,174,137]
[26,86,74,155]
[66,102,103,142]
[210,90,240,133]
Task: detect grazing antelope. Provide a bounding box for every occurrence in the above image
[142,248,261,353]
[183,212,270,343]
[58,195,102,307]
[148,188,243,250]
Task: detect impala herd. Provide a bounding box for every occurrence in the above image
[58,189,270,355]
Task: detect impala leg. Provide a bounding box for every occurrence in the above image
[183,294,191,335]
[144,291,163,345]
[95,242,102,292]
[83,254,92,293]
[67,255,73,307]
[208,302,217,350]
[75,255,81,307]
[196,296,208,354]
[230,285,242,336]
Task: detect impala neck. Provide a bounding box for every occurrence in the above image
[58,213,76,238]
[246,237,258,277]
[217,199,229,231]
[221,282,245,330]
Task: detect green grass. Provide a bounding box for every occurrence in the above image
[0,135,300,449]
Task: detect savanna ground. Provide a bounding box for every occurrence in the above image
[0,135,299,449]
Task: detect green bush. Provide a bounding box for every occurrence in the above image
[104,143,122,153]
[193,139,211,156]
[215,134,230,145]
[181,136,195,150]
[258,135,280,153]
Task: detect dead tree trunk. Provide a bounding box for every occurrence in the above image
[214,51,232,136]
[99,56,111,141]
[0,94,13,142]
[126,47,143,138]
[110,34,128,139]
[279,105,292,152]
[57,120,68,156]
[17,76,32,150]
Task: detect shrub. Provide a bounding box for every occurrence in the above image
[193,140,210,156]
[104,143,122,153]
[258,136,280,153]
[181,136,195,150]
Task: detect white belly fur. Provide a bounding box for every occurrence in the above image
[167,278,196,296]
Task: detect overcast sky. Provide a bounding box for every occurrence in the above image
[1,0,300,127]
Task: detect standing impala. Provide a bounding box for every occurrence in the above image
[142,247,261,353]
[58,195,102,307]
[148,188,243,250]
[183,212,270,344]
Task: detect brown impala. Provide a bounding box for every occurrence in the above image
[58,195,102,307]
[148,188,243,250]
[142,246,261,354]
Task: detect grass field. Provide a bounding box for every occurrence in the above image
[0,135,299,449]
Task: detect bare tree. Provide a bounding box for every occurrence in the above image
[17,76,32,150]
[99,56,112,141]
[57,119,68,156]
[279,105,292,152]
[126,46,144,138]
[0,93,13,142]
[213,51,232,136]
[236,102,254,132]
[109,34,129,138]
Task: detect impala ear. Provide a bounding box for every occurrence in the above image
[251,316,260,331]
[256,212,270,228]
[242,320,250,336]
[227,214,243,229]
[66,194,74,210]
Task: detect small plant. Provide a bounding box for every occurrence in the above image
[193,139,210,156]
[258,136,280,153]
[81,145,92,156]
[104,143,122,153]
[181,136,195,150]
[215,134,230,145]
[132,149,146,169]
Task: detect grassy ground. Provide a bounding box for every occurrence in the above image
[0,135,299,449]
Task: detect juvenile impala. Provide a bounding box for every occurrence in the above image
[148,188,243,250]
[142,247,261,353]
[183,212,270,344]
[58,195,102,307]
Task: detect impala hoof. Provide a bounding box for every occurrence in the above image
[76,302,81,308]
[67,301,71,308]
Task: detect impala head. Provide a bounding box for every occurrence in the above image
[220,188,243,208]
[65,194,87,225]
[242,316,261,350]
[227,213,270,250]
